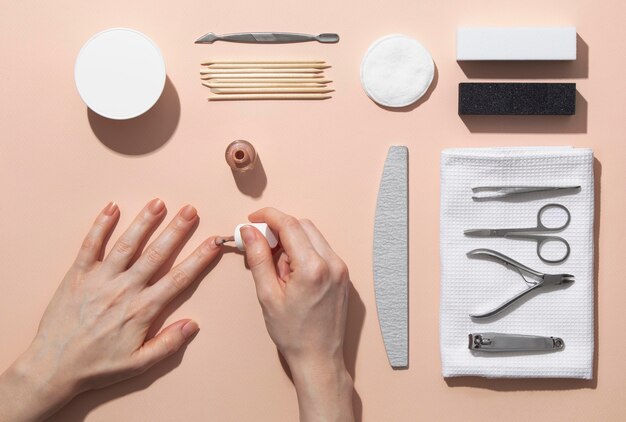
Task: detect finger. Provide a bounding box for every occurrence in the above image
[275,251,291,283]
[73,202,119,270]
[142,237,222,310]
[248,207,318,267]
[103,198,166,273]
[132,319,199,373]
[300,219,350,281]
[240,225,283,303]
[130,205,198,282]
[299,219,337,261]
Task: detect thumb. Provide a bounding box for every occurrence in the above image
[241,225,282,304]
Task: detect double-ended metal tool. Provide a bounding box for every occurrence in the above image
[467,248,574,319]
[195,32,339,44]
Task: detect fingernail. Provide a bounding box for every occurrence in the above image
[180,205,197,221]
[103,201,118,216]
[209,237,223,249]
[181,320,199,339]
[240,225,256,246]
[149,198,165,214]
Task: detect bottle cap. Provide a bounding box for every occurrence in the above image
[234,223,278,251]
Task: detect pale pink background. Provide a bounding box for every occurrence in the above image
[1,1,625,421]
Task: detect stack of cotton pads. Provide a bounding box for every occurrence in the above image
[360,35,434,108]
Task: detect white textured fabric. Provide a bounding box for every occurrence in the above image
[440,147,594,378]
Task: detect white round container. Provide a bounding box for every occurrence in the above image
[74,28,166,120]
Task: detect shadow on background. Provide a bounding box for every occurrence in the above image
[446,158,601,391]
[88,76,180,155]
[458,34,588,79]
[231,155,267,198]
[377,63,439,113]
[460,91,587,134]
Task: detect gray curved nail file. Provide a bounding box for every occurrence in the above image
[373,146,408,369]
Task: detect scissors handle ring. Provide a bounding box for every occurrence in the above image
[537,203,571,231]
[537,236,571,264]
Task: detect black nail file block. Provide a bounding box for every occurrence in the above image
[458,83,576,115]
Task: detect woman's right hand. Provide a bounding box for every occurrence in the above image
[240,208,354,422]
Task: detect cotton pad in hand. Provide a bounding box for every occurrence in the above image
[360,34,434,108]
[75,28,166,120]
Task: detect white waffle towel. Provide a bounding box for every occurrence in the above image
[440,147,594,379]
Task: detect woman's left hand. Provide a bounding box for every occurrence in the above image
[0,199,222,421]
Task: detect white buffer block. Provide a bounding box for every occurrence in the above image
[456,27,577,60]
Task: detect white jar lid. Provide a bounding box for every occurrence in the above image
[74,28,166,120]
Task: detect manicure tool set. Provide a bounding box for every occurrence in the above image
[463,187,578,353]
[72,22,591,379]
[440,148,594,378]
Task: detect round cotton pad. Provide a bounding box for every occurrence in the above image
[75,28,166,120]
[360,34,434,108]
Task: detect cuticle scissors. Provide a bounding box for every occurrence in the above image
[464,203,571,264]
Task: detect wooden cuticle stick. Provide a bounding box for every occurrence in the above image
[207,93,331,101]
[210,87,334,94]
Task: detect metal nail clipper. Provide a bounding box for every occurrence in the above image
[467,248,574,319]
[469,333,565,352]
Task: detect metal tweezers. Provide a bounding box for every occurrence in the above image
[467,249,575,319]
[471,185,580,200]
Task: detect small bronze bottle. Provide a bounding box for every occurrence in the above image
[225,140,257,172]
